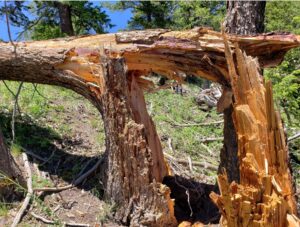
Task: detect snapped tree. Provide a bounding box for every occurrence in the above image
[0,28,299,226]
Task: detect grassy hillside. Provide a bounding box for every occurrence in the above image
[0,80,299,225]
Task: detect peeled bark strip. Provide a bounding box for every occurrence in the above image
[210,37,299,226]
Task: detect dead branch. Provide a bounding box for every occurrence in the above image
[167,137,175,154]
[30,212,90,227]
[33,155,104,192]
[170,120,223,127]
[29,212,54,224]
[163,152,217,171]
[198,137,223,143]
[200,143,215,157]
[288,132,300,142]
[11,152,33,227]
[10,144,48,162]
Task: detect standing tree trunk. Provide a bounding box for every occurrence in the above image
[100,60,176,226]
[219,0,266,183]
[55,2,74,36]
[0,129,25,200]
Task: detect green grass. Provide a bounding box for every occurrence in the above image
[32,174,54,189]
[0,202,10,217]
[145,85,223,164]
[10,143,22,158]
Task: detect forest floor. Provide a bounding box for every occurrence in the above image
[0,79,299,226]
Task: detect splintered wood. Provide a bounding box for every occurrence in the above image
[209,36,299,227]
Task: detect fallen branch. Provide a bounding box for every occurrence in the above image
[30,212,90,226]
[164,152,217,171]
[11,153,33,227]
[170,120,223,127]
[33,156,104,192]
[22,147,47,162]
[199,137,223,143]
[288,132,300,142]
[200,143,215,157]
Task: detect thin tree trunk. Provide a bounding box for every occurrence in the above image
[0,129,25,200]
[220,0,266,183]
[55,2,74,36]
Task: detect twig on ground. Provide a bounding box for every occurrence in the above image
[288,132,300,142]
[15,145,47,162]
[34,156,104,192]
[166,116,223,127]
[199,137,223,143]
[11,153,33,227]
[29,212,54,224]
[167,137,175,154]
[40,149,56,166]
[164,152,217,171]
[30,212,90,226]
[200,143,215,156]
[187,156,193,173]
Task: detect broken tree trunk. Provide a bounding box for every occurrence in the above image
[100,59,176,226]
[210,35,299,226]
[219,0,267,183]
[0,28,299,226]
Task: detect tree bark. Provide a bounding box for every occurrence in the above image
[220,0,266,183]
[55,2,74,36]
[101,61,176,226]
[0,129,25,200]
[224,1,266,35]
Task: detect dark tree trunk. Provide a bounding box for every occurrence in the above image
[55,2,74,36]
[224,1,266,35]
[219,0,266,183]
[0,129,25,200]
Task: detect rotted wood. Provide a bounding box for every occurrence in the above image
[209,34,299,226]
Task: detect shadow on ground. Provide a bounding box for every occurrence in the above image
[0,113,105,195]
[163,175,220,224]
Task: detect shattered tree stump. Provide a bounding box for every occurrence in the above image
[210,37,299,226]
[100,59,176,226]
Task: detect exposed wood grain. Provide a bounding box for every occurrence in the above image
[210,34,299,227]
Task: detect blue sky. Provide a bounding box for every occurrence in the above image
[0,1,132,41]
